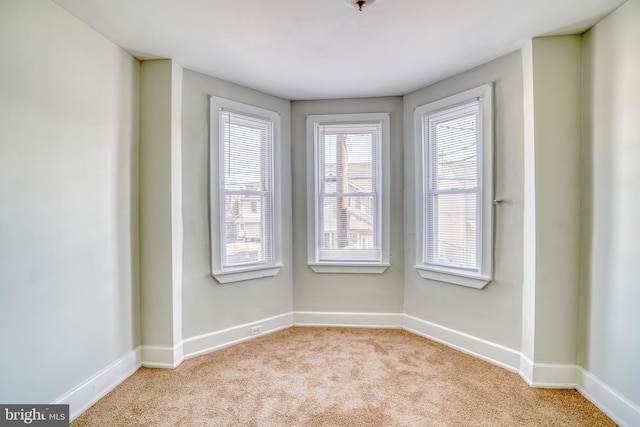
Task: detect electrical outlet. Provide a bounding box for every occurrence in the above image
[250,325,262,336]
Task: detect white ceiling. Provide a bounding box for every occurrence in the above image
[53,0,624,100]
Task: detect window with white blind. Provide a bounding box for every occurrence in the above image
[307,113,390,274]
[415,84,493,288]
[210,97,282,283]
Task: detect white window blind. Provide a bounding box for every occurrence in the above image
[315,122,381,263]
[424,99,482,272]
[219,108,274,270]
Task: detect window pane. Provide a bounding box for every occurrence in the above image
[427,192,477,270]
[321,132,374,195]
[315,121,381,263]
[423,99,482,272]
[427,102,479,191]
[220,109,273,269]
[221,112,271,191]
[222,194,272,267]
[320,195,376,252]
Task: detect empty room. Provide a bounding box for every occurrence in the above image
[1,0,639,425]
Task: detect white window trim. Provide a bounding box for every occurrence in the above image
[209,96,282,283]
[306,113,390,274]
[414,84,493,289]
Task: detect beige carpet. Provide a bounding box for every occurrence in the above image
[73,327,615,426]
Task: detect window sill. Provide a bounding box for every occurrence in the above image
[414,265,491,289]
[309,263,390,274]
[212,264,283,284]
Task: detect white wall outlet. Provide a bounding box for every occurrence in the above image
[250,325,262,336]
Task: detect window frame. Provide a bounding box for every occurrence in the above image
[306,113,390,274]
[209,96,282,284]
[414,84,493,288]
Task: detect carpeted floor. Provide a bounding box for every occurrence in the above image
[72,327,615,426]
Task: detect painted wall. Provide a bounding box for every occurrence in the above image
[181,70,293,339]
[139,60,183,363]
[521,36,583,366]
[403,51,524,350]
[291,98,404,313]
[580,0,640,406]
[0,0,139,403]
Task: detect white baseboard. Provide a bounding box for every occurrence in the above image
[519,353,534,385]
[54,347,141,422]
[519,355,580,388]
[532,363,579,388]
[182,312,294,359]
[141,342,184,369]
[293,311,404,328]
[403,314,521,373]
[576,367,640,427]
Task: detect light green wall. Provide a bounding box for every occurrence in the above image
[521,36,583,365]
[403,51,524,350]
[139,60,183,351]
[291,98,404,313]
[0,0,139,402]
[180,70,293,339]
[580,0,640,406]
